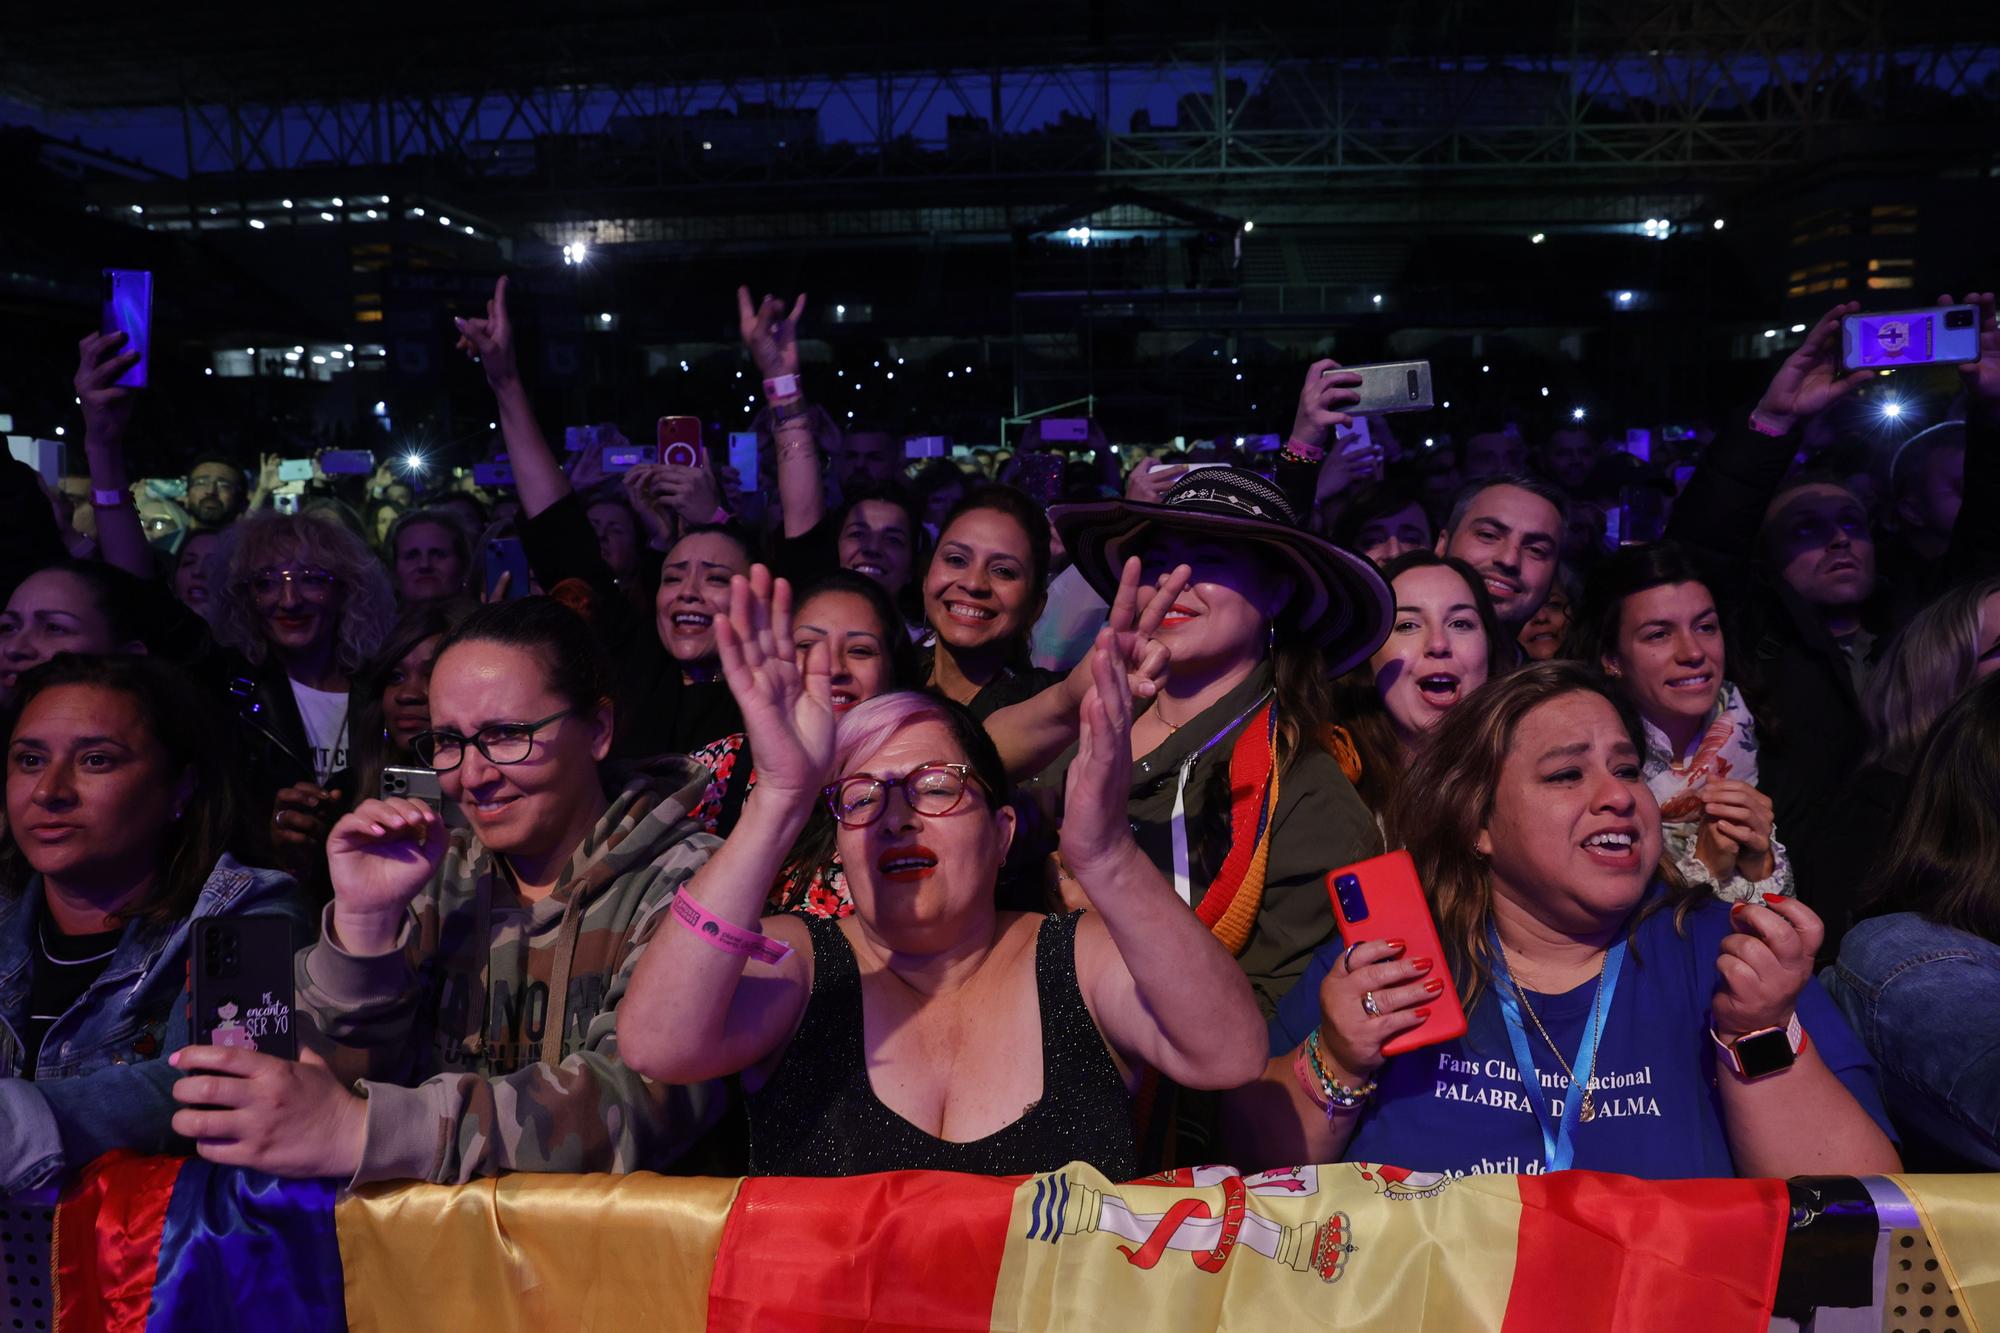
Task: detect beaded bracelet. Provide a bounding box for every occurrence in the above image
[1295,1029,1377,1119]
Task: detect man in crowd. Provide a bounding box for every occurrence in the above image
[1459,428,1529,481]
[186,454,251,530]
[1434,475,1565,640]
[1539,424,1597,492]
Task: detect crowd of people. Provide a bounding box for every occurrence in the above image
[2,279,1996,1209]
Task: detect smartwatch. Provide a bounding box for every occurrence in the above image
[1711,1012,1807,1079]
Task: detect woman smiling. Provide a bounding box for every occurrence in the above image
[1580,543,1791,903]
[1049,467,1394,1015]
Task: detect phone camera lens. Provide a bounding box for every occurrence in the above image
[1945,308,1975,329]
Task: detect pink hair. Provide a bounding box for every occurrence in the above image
[832,691,958,775]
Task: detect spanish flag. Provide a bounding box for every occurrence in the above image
[45,1155,1999,1330]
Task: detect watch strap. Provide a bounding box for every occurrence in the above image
[1711,1012,1806,1077]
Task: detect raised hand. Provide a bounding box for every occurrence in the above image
[453,275,519,389]
[1753,301,1869,433]
[714,565,835,801]
[1289,359,1363,452]
[74,330,141,446]
[1713,895,1823,1040]
[1059,555,1189,711]
[736,286,806,382]
[325,796,449,949]
[1125,459,1187,504]
[1059,627,1140,877]
[650,462,724,524]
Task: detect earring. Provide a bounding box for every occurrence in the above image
[1267,621,1277,657]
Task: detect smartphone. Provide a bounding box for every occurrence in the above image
[1623,428,1653,463]
[727,431,761,480]
[278,458,315,483]
[272,492,301,515]
[1039,417,1090,443]
[1015,452,1065,506]
[657,416,703,469]
[472,461,515,488]
[100,269,153,389]
[606,443,661,473]
[382,764,469,829]
[190,917,298,1060]
[563,425,599,453]
[1841,305,1980,372]
[484,536,530,600]
[1323,360,1434,415]
[320,449,374,476]
[905,435,949,459]
[1614,484,1667,547]
[1326,850,1467,1058]
[141,477,188,501]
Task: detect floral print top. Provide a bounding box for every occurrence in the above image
[687,732,854,919]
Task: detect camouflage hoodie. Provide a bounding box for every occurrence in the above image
[296,755,724,1187]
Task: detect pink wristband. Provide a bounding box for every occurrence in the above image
[1281,438,1327,462]
[763,374,801,401]
[671,892,793,966]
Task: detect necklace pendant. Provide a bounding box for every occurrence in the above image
[1578,1098,1596,1123]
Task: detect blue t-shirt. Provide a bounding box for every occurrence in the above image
[1268,897,1894,1179]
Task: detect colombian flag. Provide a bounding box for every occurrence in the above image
[44,1155,2000,1331]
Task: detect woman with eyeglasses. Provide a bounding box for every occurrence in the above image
[208,512,395,850]
[619,569,1266,1178]
[168,597,726,1184]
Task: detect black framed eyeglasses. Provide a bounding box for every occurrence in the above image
[822,763,987,828]
[411,709,577,772]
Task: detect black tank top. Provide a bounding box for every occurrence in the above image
[747,911,1139,1180]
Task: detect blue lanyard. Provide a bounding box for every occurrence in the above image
[1486,923,1627,1173]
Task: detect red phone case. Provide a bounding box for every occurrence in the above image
[1326,850,1468,1057]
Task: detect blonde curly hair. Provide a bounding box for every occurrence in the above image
[206,510,397,674]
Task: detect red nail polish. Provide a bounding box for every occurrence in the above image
[1423,978,1446,995]
[1411,958,1434,974]
[1385,939,1407,952]
[1413,1007,1432,1021]
[1730,903,1748,916]
[1761,893,1787,907]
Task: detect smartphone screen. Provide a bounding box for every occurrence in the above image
[101,269,153,389]
[727,431,760,482]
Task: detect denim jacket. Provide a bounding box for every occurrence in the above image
[1822,912,2000,1169]
[0,854,309,1194]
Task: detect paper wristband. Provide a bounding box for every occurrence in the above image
[670,892,793,965]
[1281,438,1327,462]
[763,374,801,400]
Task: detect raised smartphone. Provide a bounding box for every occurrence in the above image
[472,460,515,488]
[319,449,374,476]
[484,535,530,600]
[1840,305,1980,372]
[905,435,949,459]
[1039,417,1090,443]
[727,431,761,481]
[190,917,297,1060]
[101,269,153,389]
[1323,360,1435,415]
[1326,850,1468,1057]
[382,764,469,828]
[656,416,703,469]
[277,458,315,483]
